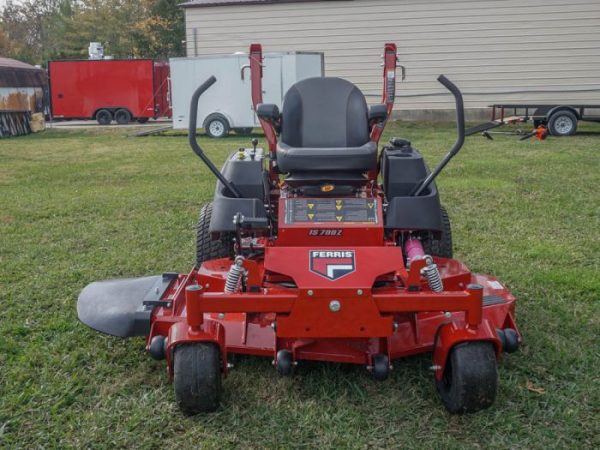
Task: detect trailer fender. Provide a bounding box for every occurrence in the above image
[548,105,580,120]
[202,112,233,129]
[77,273,177,337]
[534,105,580,121]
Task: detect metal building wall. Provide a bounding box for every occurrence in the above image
[184,0,600,119]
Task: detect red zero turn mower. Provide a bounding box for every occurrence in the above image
[78,44,521,415]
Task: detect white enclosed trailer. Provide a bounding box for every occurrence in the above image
[170,52,324,137]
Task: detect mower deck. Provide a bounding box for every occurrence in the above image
[79,253,518,382]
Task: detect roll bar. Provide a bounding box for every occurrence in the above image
[411,75,465,196]
[248,43,399,180]
[188,76,243,198]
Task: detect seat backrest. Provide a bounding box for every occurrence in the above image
[281,77,370,148]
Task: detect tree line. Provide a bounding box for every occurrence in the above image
[0,0,185,66]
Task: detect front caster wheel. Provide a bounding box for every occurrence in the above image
[275,349,294,376]
[436,341,497,414]
[371,353,390,381]
[174,343,222,415]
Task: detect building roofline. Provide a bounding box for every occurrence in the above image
[180,0,342,9]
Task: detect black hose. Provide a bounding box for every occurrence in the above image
[188,76,242,198]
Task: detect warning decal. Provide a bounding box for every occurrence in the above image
[285,199,377,224]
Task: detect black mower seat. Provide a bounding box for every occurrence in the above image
[276,77,377,173]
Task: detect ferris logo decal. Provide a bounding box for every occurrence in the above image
[309,250,356,281]
[308,229,343,237]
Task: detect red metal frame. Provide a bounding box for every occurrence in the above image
[249,44,279,178]
[370,43,398,144]
[144,44,520,383]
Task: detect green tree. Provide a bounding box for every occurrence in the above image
[0,0,185,65]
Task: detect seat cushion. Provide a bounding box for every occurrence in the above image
[281,77,370,148]
[277,141,377,172]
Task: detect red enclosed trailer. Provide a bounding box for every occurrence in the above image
[48,59,171,125]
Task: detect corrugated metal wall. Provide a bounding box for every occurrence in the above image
[185,0,600,117]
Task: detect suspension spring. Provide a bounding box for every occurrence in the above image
[421,255,443,293]
[224,256,246,293]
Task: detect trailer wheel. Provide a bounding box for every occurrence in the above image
[422,205,453,258]
[436,341,497,414]
[205,115,229,138]
[96,109,112,125]
[234,127,254,136]
[196,203,232,267]
[548,110,578,136]
[115,109,132,125]
[174,343,222,415]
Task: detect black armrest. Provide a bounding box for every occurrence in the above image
[256,103,280,122]
[369,104,388,123]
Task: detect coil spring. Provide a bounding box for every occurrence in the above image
[224,256,246,293]
[421,256,444,293]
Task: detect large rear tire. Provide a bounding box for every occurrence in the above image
[196,203,231,267]
[422,205,453,258]
[174,343,222,415]
[436,341,497,414]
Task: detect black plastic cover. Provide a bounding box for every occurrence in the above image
[382,145,443,232]
[381,145,429,197]
[77,274,175,337]
[256,103,280,122]
[221,150,265,199]
[209,151,268,234]
[385,189,443,231]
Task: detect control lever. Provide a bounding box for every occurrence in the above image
[411,75,465,196]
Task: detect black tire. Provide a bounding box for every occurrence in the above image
[196,203,231,267]
[205,115,229,138]
[234,127,254,136]
[173,343,222,415]
[436,341,497,414]
[96,109,112,125]
[114,109,132,125]
[136,117,149,124]
[275,349,294,376]
[547,110,578,136]
[372,353,390,381]
[422,205,453,258]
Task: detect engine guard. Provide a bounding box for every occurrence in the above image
[77,273,177,337]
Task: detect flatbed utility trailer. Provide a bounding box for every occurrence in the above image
[490,103,600,137]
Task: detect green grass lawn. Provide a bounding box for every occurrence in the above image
[1,122,599,449]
